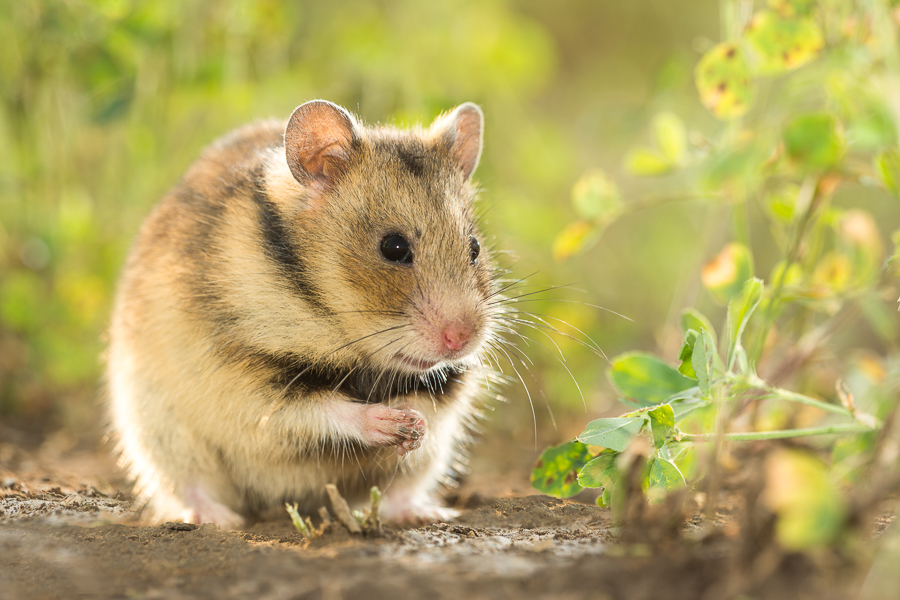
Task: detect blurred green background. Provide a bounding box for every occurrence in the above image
[3,1,894,455]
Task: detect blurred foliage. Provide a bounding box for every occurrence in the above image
[535,0,900,553]
[0,0,727,437]
[2,0,898,481]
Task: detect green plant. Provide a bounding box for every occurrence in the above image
[534,0,900,550]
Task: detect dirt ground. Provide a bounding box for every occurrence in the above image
[0,428,891,600]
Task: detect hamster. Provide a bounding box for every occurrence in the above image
[106,100,500,527]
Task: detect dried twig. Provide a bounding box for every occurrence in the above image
[325,484,362,534]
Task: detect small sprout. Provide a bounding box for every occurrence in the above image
[321,484,384,535]
[352,509,367,526]
[286,503,315,541]
[369,486,383,532]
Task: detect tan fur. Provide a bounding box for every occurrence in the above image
[107,102,500,526]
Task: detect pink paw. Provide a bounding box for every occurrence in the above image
[183,486,244,529]
[361,405,427,455]
[380,495,459,525]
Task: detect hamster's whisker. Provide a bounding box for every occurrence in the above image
[485,338,538,440]
[409,277,430,321]
[496,317,565,359]
[266,324,412,415]
[483,267,547,301]
[491,333,560,432]
[495,323,558,362]
[351,444,366,481]
[277,324,409,400]
[500,310,608,361]
[505,341,558,432]
[498,321,587,412]
[483,345,505,376]
[385,366,403,404]
[363,348,400,404]
[476,356,495,395]
[490,329,533,366]
[499,308,600,349]
[488,283,579,306]
[498,297,634,322]
[330,309,406,317]
[321,336,405,404]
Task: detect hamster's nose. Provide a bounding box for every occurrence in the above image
[442,322,473,352]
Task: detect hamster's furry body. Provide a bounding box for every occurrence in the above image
[107,101,498,527]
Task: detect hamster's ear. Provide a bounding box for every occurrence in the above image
[284,100,358,193]
[432,103,484,180]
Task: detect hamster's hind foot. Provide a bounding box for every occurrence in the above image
[380,491,460,525]
[182,485,244,529]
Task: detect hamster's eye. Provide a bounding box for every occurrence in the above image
[381,234,413,264]
[469,236,480,264]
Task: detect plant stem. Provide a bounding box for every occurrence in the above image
[749,176,821,363]
[679,421,875,442]
[762,387,854,417]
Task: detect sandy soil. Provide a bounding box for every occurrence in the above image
[0,433,882,600]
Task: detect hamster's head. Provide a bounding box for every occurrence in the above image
[281,100,497,377]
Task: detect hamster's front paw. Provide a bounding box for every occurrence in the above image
[362,405,427,455]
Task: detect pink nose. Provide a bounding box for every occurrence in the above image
[442,323,472,352]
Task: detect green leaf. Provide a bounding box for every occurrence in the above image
[746,11,823,75]
[691,328,719,396]
[530,441,593,498]
[571,169,622,221]
[701,242,755,304]
[695,42,755,120]
[649,404,675,448]
[553,221,601,262]
[677,329,699,379]
[608,352,697,406]
[648,457,686,492]
[874,149,900,199]
[681,308,717,341]
[578,450,618,488]
[624,147,671,176]
[783,113,846,171]
[726,278,764,370]
[598,488,612,507]
[577,417,645,452]
[652,112,686,163]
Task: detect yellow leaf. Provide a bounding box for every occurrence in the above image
[553,221,599,262]
[695,42,755,120]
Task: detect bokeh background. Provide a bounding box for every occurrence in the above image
[1,0,896,466]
